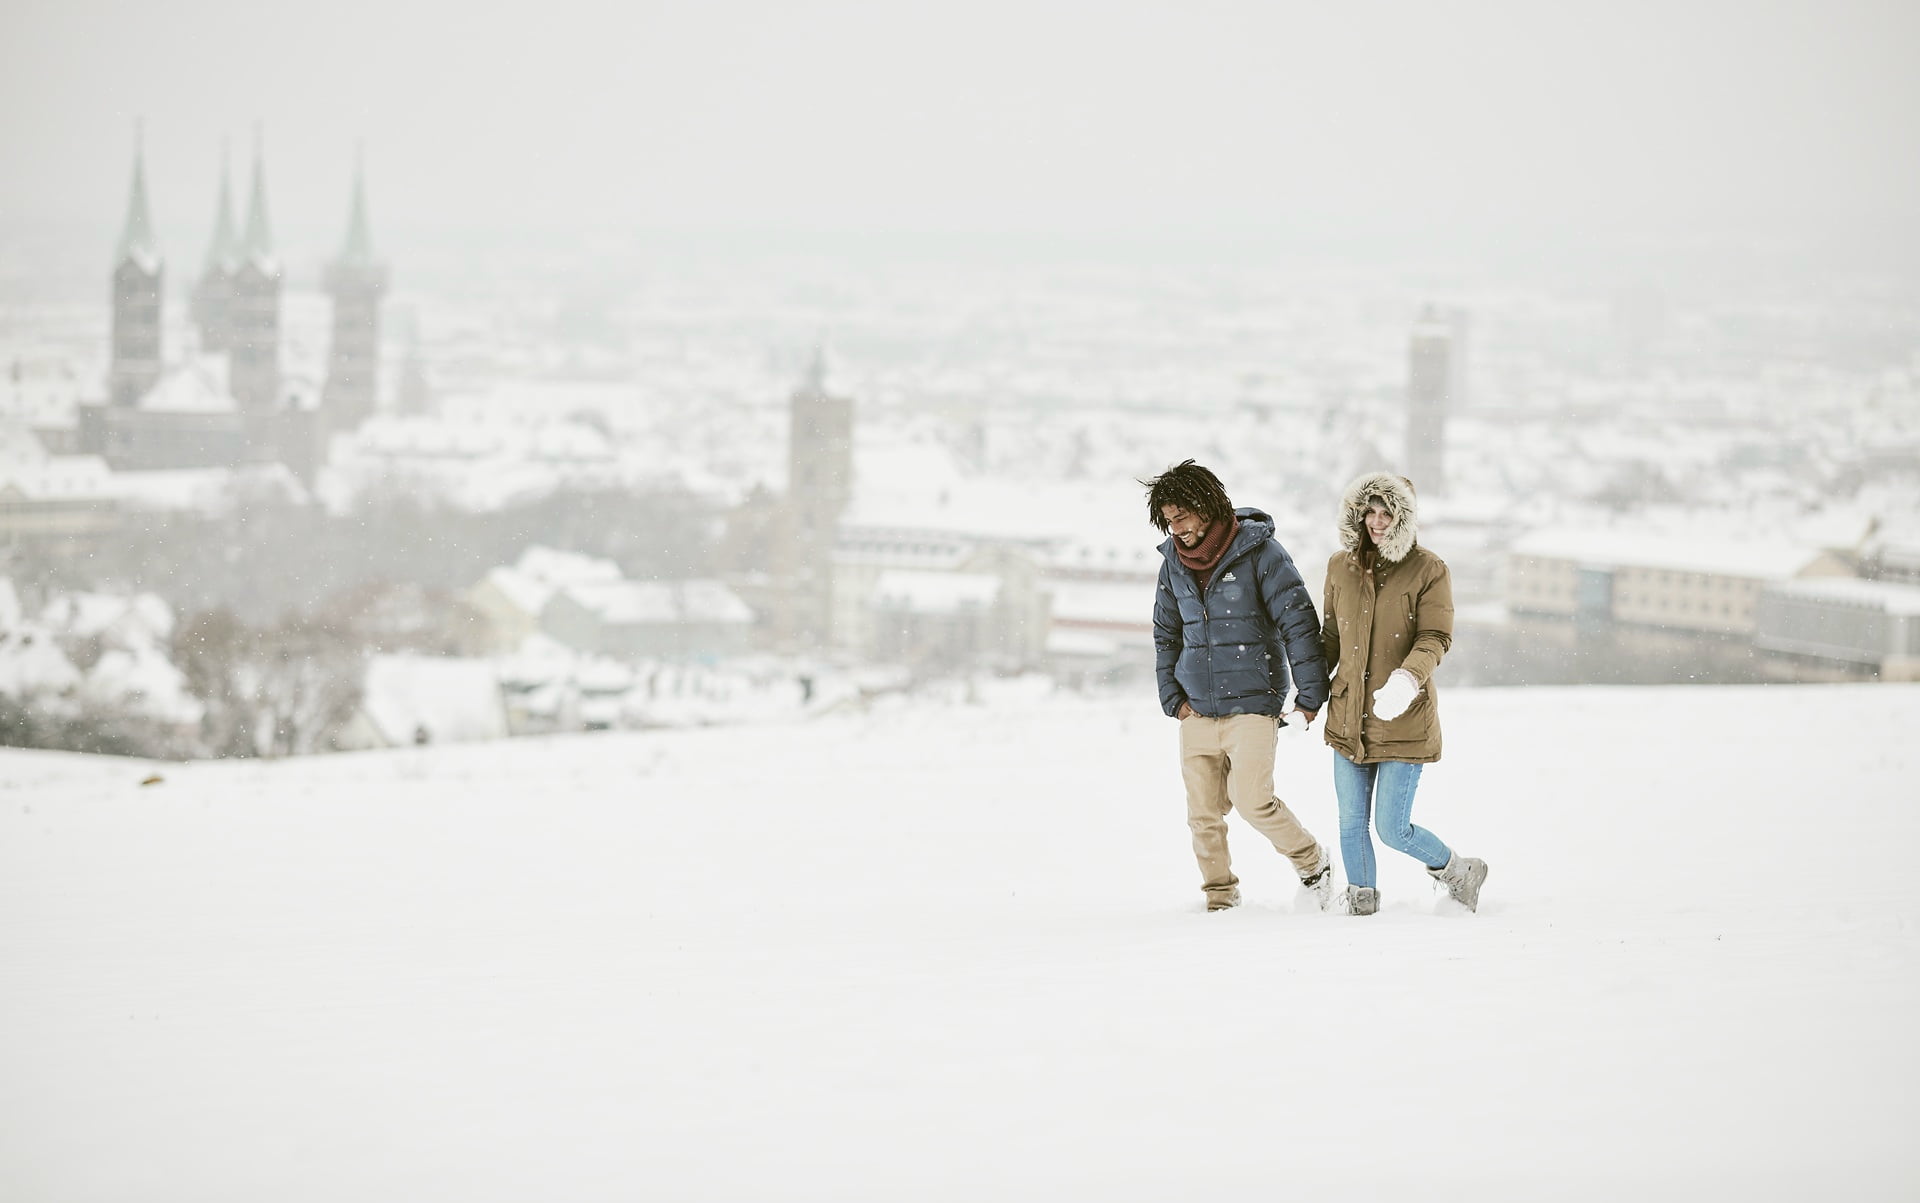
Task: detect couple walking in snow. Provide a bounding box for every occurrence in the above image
[1146,459,1488,915]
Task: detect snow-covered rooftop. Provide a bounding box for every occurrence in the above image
[38,591,172,644]
[0,455,115,500]
[136,356,234,414]
[515,545,623,587]
[103,465,305,514]
[562,578,754,626]
[480,567,558,617]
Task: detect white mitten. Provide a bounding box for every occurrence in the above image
[1371,669,1420,720]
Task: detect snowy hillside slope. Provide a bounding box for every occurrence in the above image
[3,684,1918,1201]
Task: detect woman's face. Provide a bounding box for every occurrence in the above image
[1365,500,1394,545]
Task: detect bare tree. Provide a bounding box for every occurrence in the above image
[253,618,366,757]
[176,611,367,758]
[176,609,259,758]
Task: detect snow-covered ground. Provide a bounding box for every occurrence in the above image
[4,683,1917,1200]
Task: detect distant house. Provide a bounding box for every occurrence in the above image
[334,654,510,750]
[327,406,623,512]
[1864,538,1920,586]
[466,567,560,654]
[1,350,85,453]
[833,526,1051,672]
[576,659,635,731]
[464,546,621,654]
[467,544,754,689]
[866,568,1004,671]
[1508,529,1854,635]
[39,588,176,651]
[1756,578,1920,681]
[493,635,582,736]
[1037,534,1159,681]
[540,578,754,661]
[0,455,120,550]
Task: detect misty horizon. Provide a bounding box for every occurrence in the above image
[5,0,1918,274]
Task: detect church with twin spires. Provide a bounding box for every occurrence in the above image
[79,131,390,483]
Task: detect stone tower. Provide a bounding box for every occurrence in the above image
[228,132,282,410]
[109,133,162,407]
[190,143,240,354]
[783,347,854,647]
[322,152,388,431]
[1406,305,1451,497]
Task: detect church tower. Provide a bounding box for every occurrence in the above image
[322,151,388,431]
[190,142,240,354]
[109,131,162,407]
[1405,305,1452,496]
[228,131,282,410]
[781,347,854,647]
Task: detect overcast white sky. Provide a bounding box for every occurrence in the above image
[3,0,1917,262]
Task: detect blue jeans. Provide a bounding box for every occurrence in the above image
[1331,751,1451,890]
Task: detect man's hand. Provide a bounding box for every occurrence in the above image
[1371,669,1420,720]
[1176,701,1195,720]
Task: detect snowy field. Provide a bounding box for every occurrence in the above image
[4,683,1918,1201]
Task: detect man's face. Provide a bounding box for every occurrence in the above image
[1162,504,1209,549]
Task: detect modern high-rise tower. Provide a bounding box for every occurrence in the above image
[1406,305,1452,496]
[190,143,240,354]
[322,153,388,431]
[228,132,282,410]
[109,134,163,407]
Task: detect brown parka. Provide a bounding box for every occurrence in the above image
[1320,472,1453,764]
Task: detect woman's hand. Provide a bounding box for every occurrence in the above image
[1371,669,1420,720]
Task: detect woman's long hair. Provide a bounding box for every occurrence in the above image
[1352,503,1381,572]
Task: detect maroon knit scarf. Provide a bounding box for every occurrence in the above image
[1176,516,1239,591]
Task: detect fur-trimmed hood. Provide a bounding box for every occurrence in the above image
[1338,472,1419,564]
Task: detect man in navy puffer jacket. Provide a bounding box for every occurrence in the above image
[1146,460,1334,912]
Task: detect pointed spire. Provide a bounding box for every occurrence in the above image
[241,124,274,263]
[203,138,239,270]
[116,122,158,267]
[337,143,376,267]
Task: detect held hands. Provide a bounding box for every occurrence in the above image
[1370,669,1420,720]
[1284,707,1318,731]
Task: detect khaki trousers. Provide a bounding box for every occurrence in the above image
[1179,713,1320,901]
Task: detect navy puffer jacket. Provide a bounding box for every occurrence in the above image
[1153,507,1330,719]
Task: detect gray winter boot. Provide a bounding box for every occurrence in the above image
[1297,844,1335,912]
[1341,885,1379,916]
[1428,853,1488,912]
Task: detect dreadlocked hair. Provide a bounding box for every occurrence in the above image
[1142,459,1235,533]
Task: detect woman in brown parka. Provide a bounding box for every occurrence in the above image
[1320,472,1487,914]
